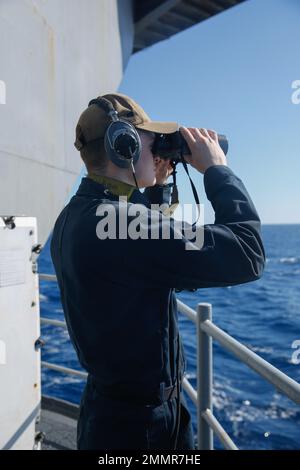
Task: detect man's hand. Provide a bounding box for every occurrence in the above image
[179,127,227,174]
[154,157,173,185]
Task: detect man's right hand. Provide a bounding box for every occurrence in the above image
[179,127,227,174]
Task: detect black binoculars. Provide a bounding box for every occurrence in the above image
[151,130,228,163]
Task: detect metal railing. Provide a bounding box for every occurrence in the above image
[39,273,300,450]
[177,300,300,450]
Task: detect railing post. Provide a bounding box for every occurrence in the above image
[197,302,213,450]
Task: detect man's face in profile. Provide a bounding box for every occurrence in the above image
[135,131,157,188]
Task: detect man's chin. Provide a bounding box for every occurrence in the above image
[143,177,157,189]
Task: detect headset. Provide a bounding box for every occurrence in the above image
[88,97,141,188]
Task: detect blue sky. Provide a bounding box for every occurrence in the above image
[119,0,300,225]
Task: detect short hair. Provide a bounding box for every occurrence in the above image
[80,138,108,172]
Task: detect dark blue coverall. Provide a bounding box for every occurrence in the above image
[50,165,265,450]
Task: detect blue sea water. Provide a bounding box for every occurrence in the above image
[39,224,300,450]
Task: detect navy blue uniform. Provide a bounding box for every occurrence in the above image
[50,165,265,449]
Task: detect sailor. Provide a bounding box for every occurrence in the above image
[50,93,265,450]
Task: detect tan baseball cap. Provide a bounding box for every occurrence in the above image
[74,92,179,151]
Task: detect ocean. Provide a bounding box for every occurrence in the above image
[39,224,300,450]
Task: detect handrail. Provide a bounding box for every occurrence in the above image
[39,273,57,282]
[177,302,300,450]
[176,299,197,323]
[39,272,300,450]
[41,361,87,379]
[201,317,300,405]
[202,409,238,450]
[41,318,67,328]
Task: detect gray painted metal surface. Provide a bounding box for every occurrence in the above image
[197,303,213,450]
[0,0,133,245]
[133,0,247,53]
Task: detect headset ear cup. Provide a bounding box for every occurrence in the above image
[104,121,141,169]
[87,97,141,170]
